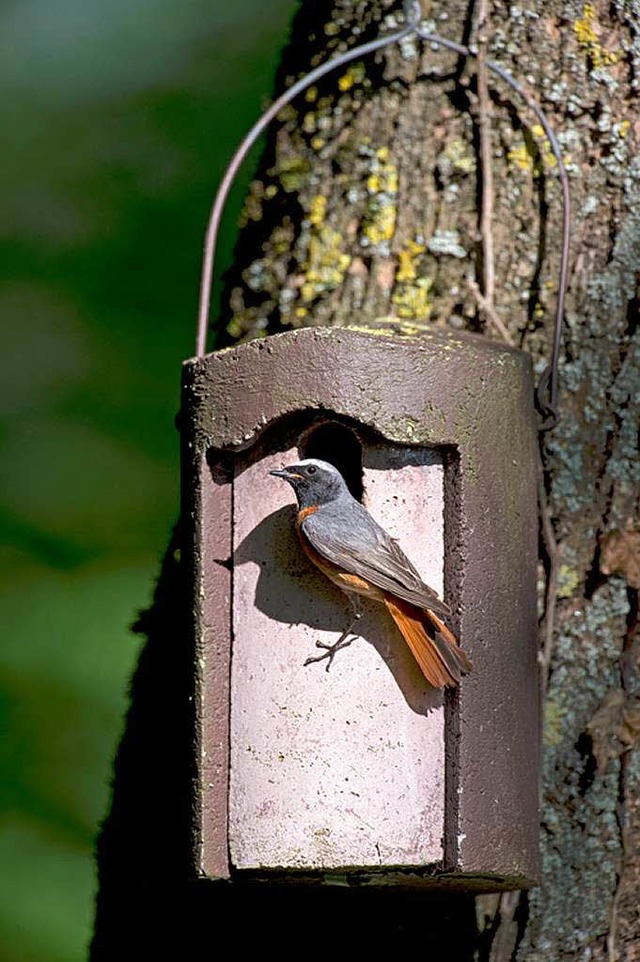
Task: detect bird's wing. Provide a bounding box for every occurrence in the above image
[301,501,450,617]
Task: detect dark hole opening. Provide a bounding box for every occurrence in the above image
[299,421,363,501]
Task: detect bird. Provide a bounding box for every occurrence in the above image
[270,458,471,688]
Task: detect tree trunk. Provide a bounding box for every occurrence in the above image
[92,1,639,958]
[220,1,640,957]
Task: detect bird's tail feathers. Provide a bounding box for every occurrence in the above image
[384,595,471,688]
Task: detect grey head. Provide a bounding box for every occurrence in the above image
[270,458,350,509]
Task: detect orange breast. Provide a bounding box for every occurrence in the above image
[296,505,319,527]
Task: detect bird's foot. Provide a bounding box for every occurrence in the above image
[304,635,356,672]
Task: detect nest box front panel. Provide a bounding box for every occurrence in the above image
[229,441,446,872]
[184,327,540,889]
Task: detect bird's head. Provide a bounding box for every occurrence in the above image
[270,458,348,508]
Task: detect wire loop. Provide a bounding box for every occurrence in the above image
[196,0,570,432]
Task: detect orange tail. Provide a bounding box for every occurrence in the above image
[384,595,472,688]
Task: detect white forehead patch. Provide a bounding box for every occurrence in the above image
[294,458,340,474]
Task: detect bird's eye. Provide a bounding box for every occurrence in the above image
[307,464,317,475]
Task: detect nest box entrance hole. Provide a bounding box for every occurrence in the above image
[298,419,363,502]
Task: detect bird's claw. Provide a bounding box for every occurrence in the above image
[303,649,336,672]
[304,635,355,672]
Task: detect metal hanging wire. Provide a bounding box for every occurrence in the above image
[195,0,570,432]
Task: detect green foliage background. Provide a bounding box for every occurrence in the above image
[1,1,294,958]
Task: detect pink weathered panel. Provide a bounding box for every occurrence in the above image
[229,444,445,872]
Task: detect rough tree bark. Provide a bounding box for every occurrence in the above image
[92,1,639,958]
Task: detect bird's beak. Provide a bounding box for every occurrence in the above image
[270,467,302,481]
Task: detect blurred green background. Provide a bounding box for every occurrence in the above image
[1,1,294,958]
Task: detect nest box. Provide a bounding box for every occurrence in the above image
[181,326,540,891]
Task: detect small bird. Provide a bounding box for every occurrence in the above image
[270,458,471,688]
